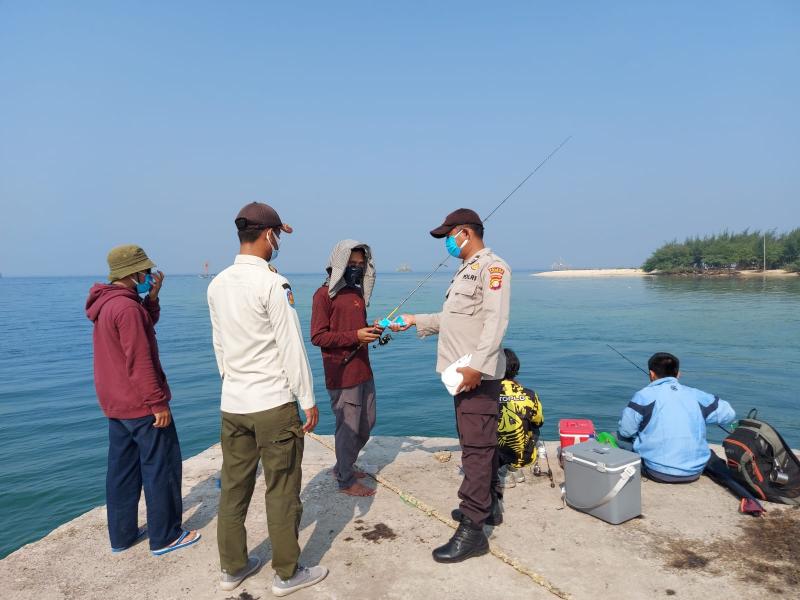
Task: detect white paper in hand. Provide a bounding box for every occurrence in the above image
[441,354,473,395]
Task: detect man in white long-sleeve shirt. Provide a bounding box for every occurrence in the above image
[207,202,327,597]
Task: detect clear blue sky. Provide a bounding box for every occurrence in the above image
[1,2,798,276]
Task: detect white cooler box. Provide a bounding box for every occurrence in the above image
[562,439,641,525]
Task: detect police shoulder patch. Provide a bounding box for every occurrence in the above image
[488,265,505,290]
[282,282,295,307]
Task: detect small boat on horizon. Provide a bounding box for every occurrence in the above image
[199,261,215,279]
[396,263,412,273]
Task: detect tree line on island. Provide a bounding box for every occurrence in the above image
[643,229,800,274]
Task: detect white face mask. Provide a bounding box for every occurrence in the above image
[268,229,280,260]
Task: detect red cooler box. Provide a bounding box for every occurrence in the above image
[559,419,596,449]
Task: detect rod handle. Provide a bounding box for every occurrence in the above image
[342,344,363,365]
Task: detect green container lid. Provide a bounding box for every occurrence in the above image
[595,432,618,447]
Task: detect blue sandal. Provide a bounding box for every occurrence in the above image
[111,526,148,553]
[152,530,201,556]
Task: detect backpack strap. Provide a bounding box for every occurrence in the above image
[726,438,767,501]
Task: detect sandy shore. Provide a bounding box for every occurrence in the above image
[736,269,798,278]
[533,269,647,278]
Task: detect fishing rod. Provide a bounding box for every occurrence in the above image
[606,344,648,376]
[342,136,573,365]
[605,344,732,435]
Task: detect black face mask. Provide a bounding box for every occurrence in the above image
[344,265,365,287]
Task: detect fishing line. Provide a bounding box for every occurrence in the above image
[343,136,572,364]
[606,344,648,376]
[386,135,573,320]
[306,432,571,599]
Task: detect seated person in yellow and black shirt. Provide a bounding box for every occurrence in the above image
[498,349,543,478]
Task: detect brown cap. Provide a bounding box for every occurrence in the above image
[429,208,483,238]
[235,202,294,234]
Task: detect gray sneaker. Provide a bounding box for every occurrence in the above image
[498,466,515,488]
[271,564,328,597]
[220,555,263,592]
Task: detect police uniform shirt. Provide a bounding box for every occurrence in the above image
[415,247,511,379]
[207,254,316,414]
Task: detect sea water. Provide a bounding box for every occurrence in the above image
[1,272,798,557]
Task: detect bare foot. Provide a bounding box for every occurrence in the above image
[339,481,376,497]
[331,468,367,480]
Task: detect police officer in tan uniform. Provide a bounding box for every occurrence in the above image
[398,208,511,562]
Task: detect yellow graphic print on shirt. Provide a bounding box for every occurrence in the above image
[498,379,544,468]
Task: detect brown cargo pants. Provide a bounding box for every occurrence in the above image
[455,379,502,527]
[217,402,304,580]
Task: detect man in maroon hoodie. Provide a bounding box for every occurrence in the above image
[85,244,200,556]
[311,240,381,497]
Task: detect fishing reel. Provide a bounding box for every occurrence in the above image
[373,333,393,348]
[370,315,405,348]
[341,316,402,365]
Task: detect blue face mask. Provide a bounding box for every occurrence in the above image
[132,273,153,295]
[268,230,280,261]
[445,230,467,258]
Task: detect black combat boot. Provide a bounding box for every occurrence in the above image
[432,517,489,563]
[450,493,503,526]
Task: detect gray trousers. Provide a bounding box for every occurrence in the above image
[328,379,376,489]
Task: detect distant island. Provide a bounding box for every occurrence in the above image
[532,229,799,278]
[643,229,800,275]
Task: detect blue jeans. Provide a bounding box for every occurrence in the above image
[106,416,183,550]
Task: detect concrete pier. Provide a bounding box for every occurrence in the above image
[2,436,798,600]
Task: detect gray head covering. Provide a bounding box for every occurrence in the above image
[324,239,376,305]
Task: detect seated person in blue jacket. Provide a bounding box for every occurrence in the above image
[617,352,735,484]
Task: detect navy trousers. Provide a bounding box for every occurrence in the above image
[106,416,183,550]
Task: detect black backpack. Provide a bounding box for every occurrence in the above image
[723,409,800,505]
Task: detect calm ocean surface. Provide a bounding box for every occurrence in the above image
[1,272,799,557]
